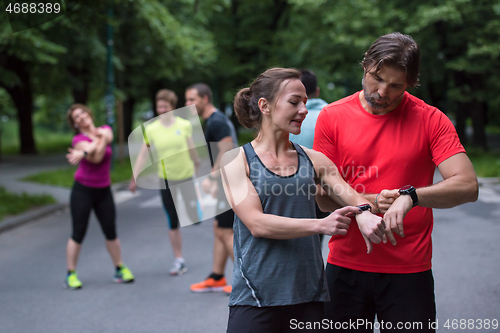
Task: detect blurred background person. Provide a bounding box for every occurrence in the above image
[185,83,237,294]
[65,104,134,290]
[129,89,202,276]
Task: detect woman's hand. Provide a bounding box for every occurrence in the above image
[319,206,360,236]
[355,211,385,254]
[66,148,85,165]
[92,127,105,139]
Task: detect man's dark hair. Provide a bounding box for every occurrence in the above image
[300,69,317,97]
[362,32,421,88]
[187,83,213,103]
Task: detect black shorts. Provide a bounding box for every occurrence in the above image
[216,179,234,229]
[324,264,436,332]
[227,302,324,333]
[215,209,234,229]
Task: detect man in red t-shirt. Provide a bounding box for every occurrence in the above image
[314,33,478,332]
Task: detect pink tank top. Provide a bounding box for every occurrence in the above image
[72,125,112,188]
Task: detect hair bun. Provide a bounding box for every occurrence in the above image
[234,87,259,129]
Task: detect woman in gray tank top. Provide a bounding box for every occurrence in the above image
[222,68,385,333]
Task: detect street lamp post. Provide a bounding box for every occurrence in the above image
[105,8,115,168]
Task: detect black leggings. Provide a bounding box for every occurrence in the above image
[70,181,117,244]
[160,178,201,229]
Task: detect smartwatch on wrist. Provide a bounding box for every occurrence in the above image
[399,185,418,207]
[357,203,372,213]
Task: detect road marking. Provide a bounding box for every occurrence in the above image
[138,194,217,208]
[139,196,161,208]
[115,191,141,205]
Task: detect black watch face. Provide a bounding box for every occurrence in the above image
[358,204,371,212]
[400,185,413,192]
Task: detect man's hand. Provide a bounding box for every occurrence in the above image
[376,189,400,213]
[93,127,105,138]
[383,194,413,245]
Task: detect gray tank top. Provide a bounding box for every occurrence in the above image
[229,142,329,307]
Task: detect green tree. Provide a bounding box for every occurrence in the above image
[0,19,65,154]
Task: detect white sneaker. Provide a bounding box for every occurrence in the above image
[169,258,187,276]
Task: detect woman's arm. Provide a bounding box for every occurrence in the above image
[85,127,112,164]
[305,148,386,253]
[316,185,342,212]
[66,127,113,165]
[66,139,100,165]
[219,148,361,240]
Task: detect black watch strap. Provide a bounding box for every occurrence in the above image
[399,185,418,207]
[357,204,372,212]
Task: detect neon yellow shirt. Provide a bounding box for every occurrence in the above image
[145,117,194,181]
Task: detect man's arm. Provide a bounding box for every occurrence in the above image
[212,136,234,174]
[187,136,201,176]
[383,152,478,243]
[418,152,478,207]
[202,136,234,195]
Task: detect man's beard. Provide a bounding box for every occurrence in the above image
[362,79,402,111]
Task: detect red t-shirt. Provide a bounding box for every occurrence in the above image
[313,91,465,273]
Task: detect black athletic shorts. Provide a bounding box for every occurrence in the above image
[227,302,324,333]
[215,179,234,229]
[324,264,436,332]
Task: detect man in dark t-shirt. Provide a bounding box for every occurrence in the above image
[185,83,237,294]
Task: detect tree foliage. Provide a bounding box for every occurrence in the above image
[1,0,499,154]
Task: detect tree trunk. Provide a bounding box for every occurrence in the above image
[470,74,488,150]
[68,64,90,104]
[122,97,135,139]
[455,102,468,146]
[71,83,89,105]
[2,56,37,154]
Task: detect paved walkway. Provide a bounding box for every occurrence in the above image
[1,148,499,234]
[0,152,219,233]
[0,153,137,233]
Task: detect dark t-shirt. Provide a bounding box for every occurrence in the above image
[204,109,237,166]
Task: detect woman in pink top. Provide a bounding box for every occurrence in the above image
[64,104,134,290]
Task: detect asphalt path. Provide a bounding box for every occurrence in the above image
[0,185,499,332]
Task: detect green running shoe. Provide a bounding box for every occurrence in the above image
[114,264,134,283]
[64,271,82,290]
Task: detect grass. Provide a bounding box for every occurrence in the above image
[466,148,500,178]
[0,187,56,221]
[1,121,73,155]
[22,160,134,188]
